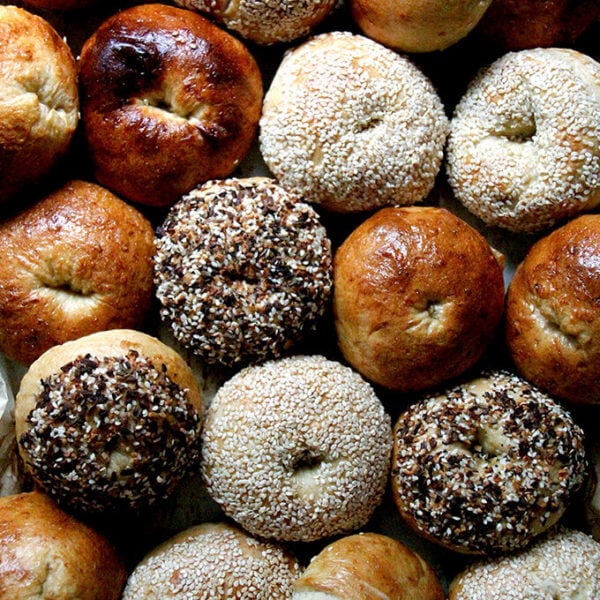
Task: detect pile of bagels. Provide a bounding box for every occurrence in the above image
[0,0,598,598]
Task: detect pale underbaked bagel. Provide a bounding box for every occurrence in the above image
[446,47,600,233]
[391,370,588,555]
[350,0,493,53]
[506,214,600,405]
[333,206,505,393]
[0,491,127,600]
[449,528,600,599]
[0,179,155,366]
[0,6,78,205]
[154,177,333,368]
[259,32,448,212]
[78,3,263,208]
[15,329,204,514]
[172,0,339,45]
[122,522,302,599]
[201,355,392,542]
[476,0,600,50]
[292,532,445,600]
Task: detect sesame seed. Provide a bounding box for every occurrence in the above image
[259,32,449,212]
[447,48,600,233]
[391,370,587,554]
[201,355,392,542]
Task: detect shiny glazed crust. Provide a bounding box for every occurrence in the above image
[0,180,155,366]
[350,0,493,52]
[0,491,127,600]
[333,206,505,392]
[506,214,600,404]
[0,6,79,204]
[292,532,445,600]
[78,3,263,207]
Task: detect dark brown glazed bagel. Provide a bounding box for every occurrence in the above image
[78,3,263,207]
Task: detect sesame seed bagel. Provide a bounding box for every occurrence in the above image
[201,355,392,542]
[123,522,302,599]
[446,47,600,233]
[391,370,587,555]
[172,0,338,45]
[15,329,204,515]
[259,32,449,213]
[154,177,333,368]
[0,180,155,366]
[292,532,445,600]
[449,528,600,599]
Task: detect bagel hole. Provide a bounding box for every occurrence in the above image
[291,448,324,476]
[500,117,537,144]
[356,115,383,133]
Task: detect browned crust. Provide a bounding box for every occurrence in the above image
[78,3,263,207]
[0,180,155,366]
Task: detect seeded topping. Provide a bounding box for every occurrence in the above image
[201,355,392,542]
[259,32,449,212]
[19,350,202,513]
[154,177,333,368]
[122,523,302,599]
[392,370,587,554]
[174,0,338,45]
[447,48,600,233]
[450,528,600,599]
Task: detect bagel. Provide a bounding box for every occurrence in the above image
[350,0,494,53]
[506,214,600,405]
[449,528,600,599]
[476,0,600,50]
[172,0,339,45]
[391,370,588,554]
[15,329,204,515]
[259,32,448,212]
[0,180,155,366]
[446,47,600,233]
[154,177,333,368]
[0,6,78,205]
[78,3,263,207]
[0,491,127,600]
[333,206,505,392]
[201,355,392,542]
[123,522,302,599]
[292,532,445,600]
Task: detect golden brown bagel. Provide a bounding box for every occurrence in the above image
[350,0,493,52]
[0,491,127,600]
[506,214,600,405]
[292,532,445,600]
[0,6,78,205]
[0,180,155,366]
[333,206,505,392]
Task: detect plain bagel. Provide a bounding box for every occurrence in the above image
[0,180,155,366]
